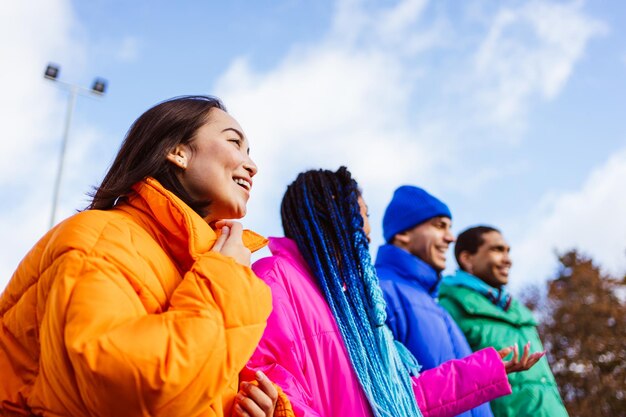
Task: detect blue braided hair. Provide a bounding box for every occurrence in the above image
[280,166,423,417]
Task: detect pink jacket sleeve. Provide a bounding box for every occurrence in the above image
[412,347,512,417]
[240,258,322,417]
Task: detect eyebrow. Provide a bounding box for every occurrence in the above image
[222,127,251,154]
[222,127,244,140]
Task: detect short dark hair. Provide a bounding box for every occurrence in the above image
[88,95,226,215]
[454,225,500,270]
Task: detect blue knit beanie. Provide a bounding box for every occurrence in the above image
[382,185,452,242]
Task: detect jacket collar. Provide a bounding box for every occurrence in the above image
[117,178,267,271]
[375,243,441,296]
[268,236,299,257]
[440,272,536,326]
[442,270,512,311]
[266,237,312,269]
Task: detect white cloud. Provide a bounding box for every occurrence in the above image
[0,0,89,288]
[439,159,531,196]
[0,0,611,292]
[0,0,75,181]
[511,147,626,291]
[116,36,140,62]
[216,0,609,261]
[331,0,435,54]
[470,0,607,130]
[215,34,443,244]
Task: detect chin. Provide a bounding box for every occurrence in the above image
[433,263,446,272]
[435,259,447,272]
[218,199,248,219]
[230,207,247,220]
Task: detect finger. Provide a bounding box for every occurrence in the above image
[526,351,546,368]
[255,371,278,403]
[233,404,250,417]
[498,346,513,359]
[502,345,520,374]
[518,342,531,366]
[232,402,250,417]
[522,342,531,359]
[236,391,265,417]
[211,226,230,252]
[214,219,234,230]
[242,382,274,412]
[512,343,519,363]
[225,222,244,242]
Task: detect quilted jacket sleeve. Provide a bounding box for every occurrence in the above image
[241,258,322,417]
[411,347,512,417]
[381,282,449,371]
[54,249,271,417]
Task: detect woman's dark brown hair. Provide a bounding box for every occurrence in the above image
[88,95,225,214]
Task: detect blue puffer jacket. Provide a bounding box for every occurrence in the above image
[375,244,494,417]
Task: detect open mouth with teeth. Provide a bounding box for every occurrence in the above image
[234,177,251,191]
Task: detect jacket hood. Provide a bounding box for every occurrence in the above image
[375,244,442,297]
[440,274,536,327]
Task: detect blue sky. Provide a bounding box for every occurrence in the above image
[1,0,625,292]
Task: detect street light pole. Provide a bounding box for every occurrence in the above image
[44,64,107,228]
[49,86,77,228]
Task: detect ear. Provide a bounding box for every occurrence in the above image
[166,144,189,170]
[459,251,473,273]
[392,231,410,248]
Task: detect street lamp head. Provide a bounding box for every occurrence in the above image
[91,78,107,95]
[44,64,60,81]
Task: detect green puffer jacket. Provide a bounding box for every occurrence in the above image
[439,276,569,417]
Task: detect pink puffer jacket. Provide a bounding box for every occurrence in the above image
[241,237,511,417]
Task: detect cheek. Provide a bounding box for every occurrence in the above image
[417,241,432,258]
[226,147,247,166]
[427,236,439,252]
[205,143,240,167]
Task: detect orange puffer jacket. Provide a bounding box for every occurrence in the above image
[0,178,272,417]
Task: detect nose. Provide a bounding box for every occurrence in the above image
[445,230,456,244]
[244,154,258,178]
[503,251,512,267]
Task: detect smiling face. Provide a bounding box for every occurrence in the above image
[167,108,257,222]
[462,231,512,288]
[395,216,455,272]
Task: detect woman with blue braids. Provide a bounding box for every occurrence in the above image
[236,167,542,417]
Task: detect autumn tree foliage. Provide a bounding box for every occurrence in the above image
[523,250,626,416]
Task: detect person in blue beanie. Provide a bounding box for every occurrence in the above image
[375,186,495,417]
[439,226,569,417]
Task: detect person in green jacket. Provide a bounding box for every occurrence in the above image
[439,225,569,417]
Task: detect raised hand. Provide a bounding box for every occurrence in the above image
[232,371,278,417]
[498,342,546,374]
[211,220,251,267]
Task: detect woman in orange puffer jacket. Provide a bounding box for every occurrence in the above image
[0,96,284,417]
